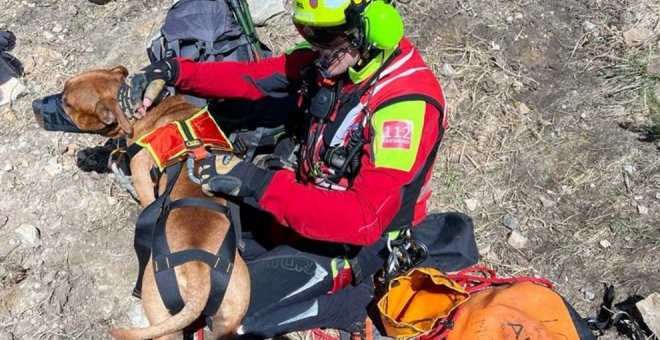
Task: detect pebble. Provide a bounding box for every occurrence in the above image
[623,164,636,174]
[583,290,596,301]
[501,214,519,230]
[638,205,649,215]
[506,16,513,23]
[599,239,611,248]
[492,70,509,84]
[44,158,63,177]
[14,224,41,247]
[656,193,660,200]
[52,23,63,33]
[441,63,455,77]
[516,102,530,115]
[634,195,643,200]
[464,198,479,211]
[0,215,7,229]
[44,31,55,40]
[490,41,501,51]
[514,13,523,20]
[507,230,528,249]
[539,196,556,208]
[582,20,597,32]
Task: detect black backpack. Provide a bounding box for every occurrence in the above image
[147,0,269,106]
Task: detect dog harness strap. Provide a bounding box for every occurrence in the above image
[132,163,182,298]
[151,194,236,324]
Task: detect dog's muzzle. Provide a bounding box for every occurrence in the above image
[32,93,86,133]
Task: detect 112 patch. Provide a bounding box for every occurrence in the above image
[381,120,413,149]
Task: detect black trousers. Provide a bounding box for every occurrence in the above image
[236,208,478,338]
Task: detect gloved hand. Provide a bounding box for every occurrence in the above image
[197,153,273,199]
[118,59,179,118]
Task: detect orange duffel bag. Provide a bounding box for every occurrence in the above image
[377,266,596,340]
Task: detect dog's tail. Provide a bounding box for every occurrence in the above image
[109,263,211,340]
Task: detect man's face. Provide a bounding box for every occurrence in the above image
[312,39,360,78]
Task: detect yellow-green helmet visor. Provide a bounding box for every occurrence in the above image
[293,0,353,27]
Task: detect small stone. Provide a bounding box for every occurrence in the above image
[490,41,501,51]
[492,70,509,84]
[582,20,597,32]
[656,193,660,200]
[0,215,7,229]
[623,26,653,46]
[638,205,649,215]
[44,161,63,177]
[516,102,530,115]
[464,198,479,211]
[634,195,643,200]
[44,31,55,40]
[507,230,528,249]
[501,214,519,230]
[636,292,660,335]
[599,239,611,248]
[514,13,523,20]
[506,16,514,23]
[441,63,455,77]
[583,290,596,301]
[14,224,41,247]
[539,196,555,208]
[623,164,636,174]
[52,24,63,33]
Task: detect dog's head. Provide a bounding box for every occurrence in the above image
[33,66,133,137]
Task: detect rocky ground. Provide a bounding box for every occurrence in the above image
[0,0,658,339]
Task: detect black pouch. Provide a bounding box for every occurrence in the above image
[410,212,479,272]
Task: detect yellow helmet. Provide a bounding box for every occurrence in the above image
[293,0,404,51]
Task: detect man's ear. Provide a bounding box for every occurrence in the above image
[96,97,133,136]
[110,65,129,77]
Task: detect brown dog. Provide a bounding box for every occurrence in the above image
[33,66,250,339]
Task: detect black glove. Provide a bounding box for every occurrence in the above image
[197,153,273,199]
[118,59,179,119]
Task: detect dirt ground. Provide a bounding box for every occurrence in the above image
[0,0,658,339]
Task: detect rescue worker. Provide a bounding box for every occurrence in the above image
[126,0,449,337]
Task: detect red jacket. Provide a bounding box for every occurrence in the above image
[175,38,447,246]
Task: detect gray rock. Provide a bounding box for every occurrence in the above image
[583,290,596,301]
[600,239,611,248]
[501,214,519,230]
[246,0,286,26]
[507,230,528,249]
[464,198,479,211]
[14,224,41,247]
[492,70,509,84]
[623,164,636,174]
[638,205,649,215]
[52,23,63,33]
[582,20,597,32]
[441,63,455,77]
[636,292,660,335]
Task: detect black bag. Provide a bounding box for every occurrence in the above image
[147,0,269,106]
[0,31,22,77]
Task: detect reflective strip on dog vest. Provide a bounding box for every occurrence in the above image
[134,107,233,170]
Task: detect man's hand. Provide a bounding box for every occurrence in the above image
[198,153,273,199]
[118,59,179,118]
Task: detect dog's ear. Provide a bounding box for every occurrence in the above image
[110,65,129,78]
[96,97,133,136]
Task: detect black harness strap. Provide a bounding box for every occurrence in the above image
[150,194,237,329]
[132,163,181,298]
